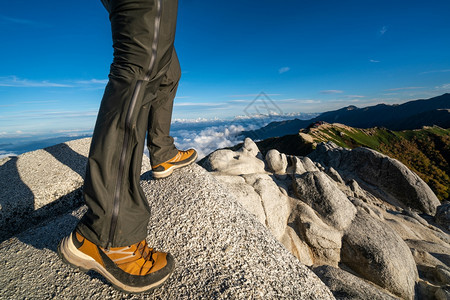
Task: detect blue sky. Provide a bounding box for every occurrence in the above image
[1,0,450,138]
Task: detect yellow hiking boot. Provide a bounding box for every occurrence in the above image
[58,231,175,293]
[152,149,197,179]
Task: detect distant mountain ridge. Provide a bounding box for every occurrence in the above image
[241,93,450,140]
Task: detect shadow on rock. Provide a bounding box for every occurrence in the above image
[0,187,84,244]
[0,157,34,242]
[0,141,88,243]
[44,143,87,178]
[16,213,80,252]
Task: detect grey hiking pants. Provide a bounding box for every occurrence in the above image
[77,0,180,248]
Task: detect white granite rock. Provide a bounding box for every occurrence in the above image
[201,138,267,176]
[265,149,287,174]
[242,174,291,240]
[290,201,342,266]
[309,142,440,215]
[313,265,399,299]
[341,208,418,299]
[293,171,356,231]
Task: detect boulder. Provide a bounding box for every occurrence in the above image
[416,280,440,300]
[201,149,265,175]
[239,137,263,159]
[411,248,447,269]
[213,175,266,225]
[280,226,314,266]
[313,265,399,299]
[349,179,366,199]
[341,208,418,299]
[241,174,291,240]
[293,171,356,230]
[402,208,430,227]
[308,142,440,215]
[406,239,450,267]
[288,156,320,175]
[290,201,342,266]
[382,211,449,248]
[325,167,344,184]
[265,149,287,174]
[435,203,450,230]
[0,138,147,241]
[435,285,450,300]
[200,139,266,175]
[435,265,450,284]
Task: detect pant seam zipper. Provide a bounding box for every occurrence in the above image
[107,0,163,249]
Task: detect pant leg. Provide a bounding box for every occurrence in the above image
[147,48,180,166]
[77,0,179,248]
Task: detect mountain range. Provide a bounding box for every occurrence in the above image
[241,93,450,140]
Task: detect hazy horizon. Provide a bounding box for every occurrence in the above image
[0,112,319,159]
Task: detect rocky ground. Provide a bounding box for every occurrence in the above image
[200,138,450,300]
[0,138,332,299]
[1,136,449,299]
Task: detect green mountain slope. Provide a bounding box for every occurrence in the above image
[298,123,450,201]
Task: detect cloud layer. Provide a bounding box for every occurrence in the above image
[0,76,108,88]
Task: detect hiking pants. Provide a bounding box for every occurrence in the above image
[77,0,180,248]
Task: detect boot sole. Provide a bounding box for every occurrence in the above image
[57,233,172,294]
[152,152,198,179]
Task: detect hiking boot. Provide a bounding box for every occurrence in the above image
[58,231,175,293]
[152,149,197,179]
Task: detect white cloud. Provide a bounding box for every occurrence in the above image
[0,76,111,88]
[174,102,223,107]
[279,67,291,74]
[227,99,251,103]
[278,98,321,104]
[320,90,344,94]
[0,110,98,121]
[53,129,89,133]
[369,59,380,63]
[435,83,450,90]
[172,124,251,159]
[227,93,281,98]
[345,95,365,98]
[384,86,424,91]
[168,115,310,160]
[0,15,40,26]
[421,69,450,74]
[0,151,18,159]
[40,111,98,118]
[21,100,59,104]
[0,76,73,88]
[172,117,213,123]
[379,26,388,36]
[75,79,108,85]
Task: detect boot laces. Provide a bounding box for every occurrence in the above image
[105,240,156,268]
